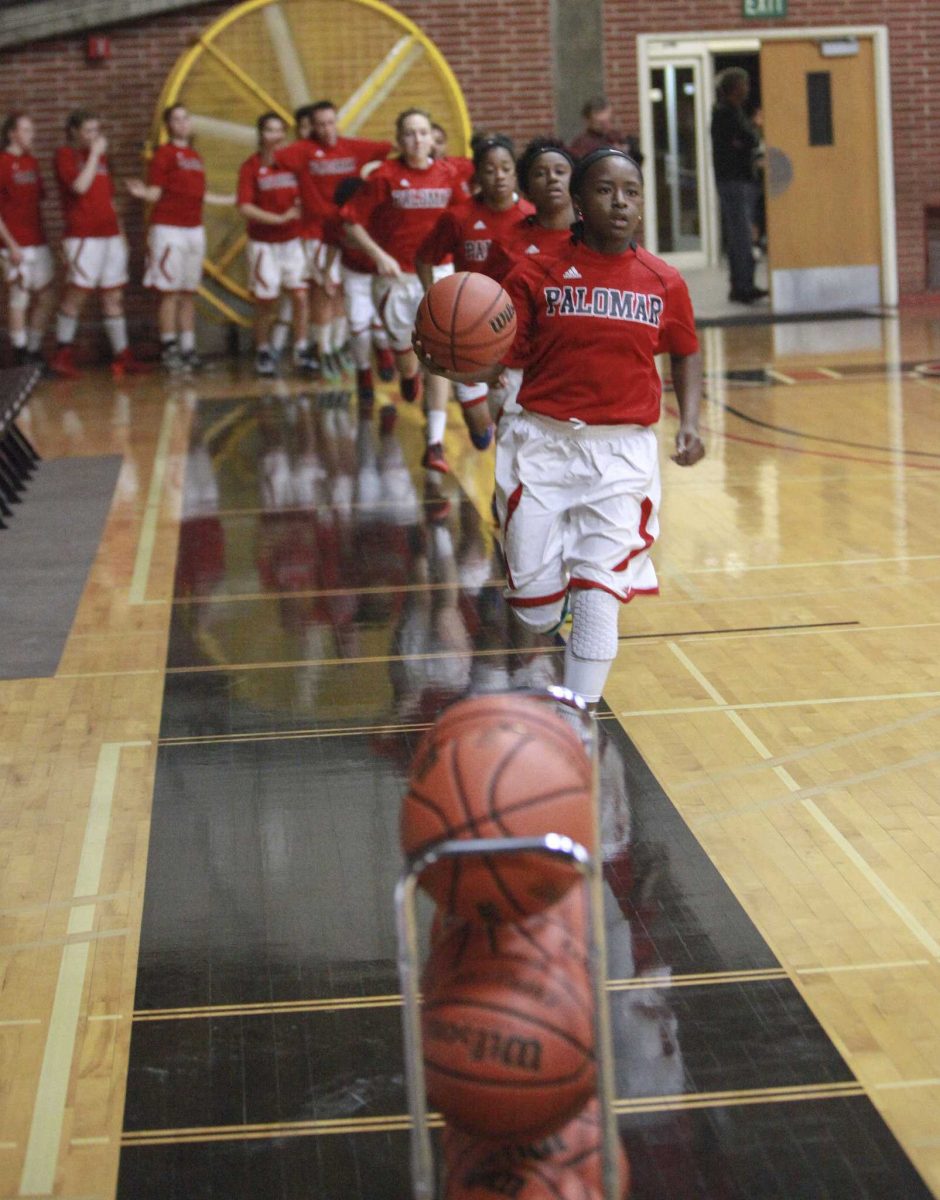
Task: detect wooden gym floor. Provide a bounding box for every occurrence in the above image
[1,308,939,1199]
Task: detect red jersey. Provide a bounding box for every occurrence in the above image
[417,195,535,277]
[487,214,574,282]
[55,145,120,238]
[322,213,374,274]
[338,157,461,274]
[278,135,391,238]
[237,153,300,243]
[503,240,699,426]
[0,150,45,246]
[147,142,206,227]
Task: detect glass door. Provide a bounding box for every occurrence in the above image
[644,54,714,269]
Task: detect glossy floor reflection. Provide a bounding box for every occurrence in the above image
[117,383,934,1199]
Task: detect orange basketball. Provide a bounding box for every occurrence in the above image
[443,1100,630,1199]
[444,1159,600,1200]
[401,694,595,921]
[415,271,517,373]
[426,887,590,987]
[422,947,596,1138]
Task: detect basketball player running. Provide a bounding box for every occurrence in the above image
[416,134,533,446]
[52,110,149,378]
[0,111,55,364]
[416,149,704,709]
[278,101,392,377]
[340,108,464,473]
[237,113,307,377]
[126,104,233,371]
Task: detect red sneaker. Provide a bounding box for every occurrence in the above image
[111,347,153,378]
[49,344,81,379]
[421,442,450,474]
[376,346,396,382]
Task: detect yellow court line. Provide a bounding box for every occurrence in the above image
[128,399,177,605]
[667,643,940,962]
[0,927,130,955]
[175,579,501,605]
[158,720,431,746]
[18,741,148,1196]
[120,1082,865,1147]
[797,958,930,975]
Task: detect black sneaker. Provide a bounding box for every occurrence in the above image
[255,348,277,377]
[181,350,203,372]
[161,343,184,371]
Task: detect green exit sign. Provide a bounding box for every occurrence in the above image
[743,0,788,16]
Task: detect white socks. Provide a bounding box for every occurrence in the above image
[104,316,128,356]
[10,328,26,349]
[426,408,447,446]
[350,328,372,369]
[56,312,78,345]
[179,329,195,354]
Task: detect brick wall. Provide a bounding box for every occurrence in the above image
[603,0,940,299]
[0,0,933,359]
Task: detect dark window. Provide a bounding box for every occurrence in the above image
[807,72,834,146]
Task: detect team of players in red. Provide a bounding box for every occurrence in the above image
[0,98,705,708]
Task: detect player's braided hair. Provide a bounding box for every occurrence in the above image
[515,137,574,196]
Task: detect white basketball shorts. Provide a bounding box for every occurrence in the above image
[247,239,307,301]
[63,235,128,290]
[374,264,452,353]
[144,224,205,293]
[1,244,54,292]
[494,410,661,608]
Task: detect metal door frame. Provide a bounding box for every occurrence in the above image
[637,25,897,305]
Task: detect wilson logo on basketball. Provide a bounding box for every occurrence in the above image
[425,1018,543,1071]
[489,302,515,334]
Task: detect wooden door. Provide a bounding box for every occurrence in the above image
[760,38,882,311]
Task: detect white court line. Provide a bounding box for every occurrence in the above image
[677,551,940,576]
[620,689,940,718]
[19,741,148,1196]
[667,642,940,962]
[797,958,930,976]
[128,400,177,606]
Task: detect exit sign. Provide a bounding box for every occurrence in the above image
[743,0,787,16]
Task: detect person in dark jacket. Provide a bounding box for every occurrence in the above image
[710,68,766,304]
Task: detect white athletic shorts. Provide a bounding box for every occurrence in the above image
[341,265,378,334]
[1,244,54,292]
[247,239,307,301]
[144,224,205,293]
[374,264,452,353]
[63,234,128,290]
[494,410,661,609]
[302,237,342,287]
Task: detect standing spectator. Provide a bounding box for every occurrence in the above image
[237,112,307,377]
[126,104,232,371]
[710,68,767,304]
[569,96,643,167]
[0,111,55,364]
[52,110,149,378]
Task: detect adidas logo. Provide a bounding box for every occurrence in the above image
[524,243,540,255]
[473,220,487,230]
[563,266,582,279]
[400,179,410,187]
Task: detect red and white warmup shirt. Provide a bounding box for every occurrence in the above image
[503,239,699,426]
[277,135,391,239]
[0,150,45,246]
[321,213,375,274]
[417,195,535,277]
[338,157,462,274]
[236,153,300,243]
[487,214,574,283]
[54,145,120,238]
[147,142,206,227]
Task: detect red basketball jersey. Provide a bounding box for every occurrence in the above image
[487,214,574,282]
[278,135,391,239]
[338,157,461,274]
[55,145,120,238]
[0,150,45,246]
[147,142,206,228]
[321,213,374,274]
[417,195,535,277]
[237,153,300,243]
[503,240,699,426]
